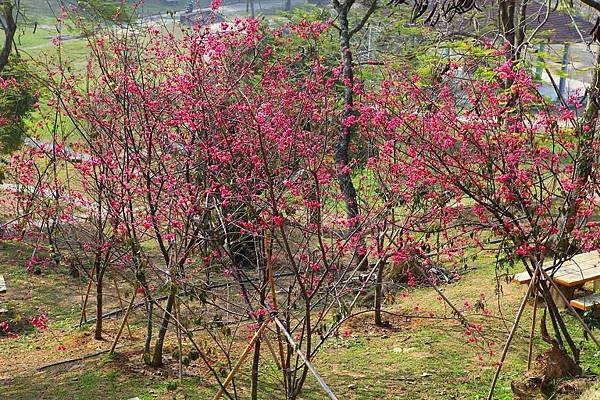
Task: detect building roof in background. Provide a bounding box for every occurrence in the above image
[420,0,595,44]
[523,2,595,43]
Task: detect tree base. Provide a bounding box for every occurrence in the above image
[512,348,583,399]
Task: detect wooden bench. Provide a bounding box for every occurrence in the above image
[570,293,600,311]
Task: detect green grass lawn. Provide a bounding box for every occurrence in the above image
[19,0,193,20]
[0,242,598,399]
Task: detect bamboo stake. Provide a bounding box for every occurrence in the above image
[175,297,183,382]
[486,265,537,400]
[273,316,338,400]
[113,277,132,339]
[110,290,137,355]
[527,271,539,370]
[213,318,272,400]
[79,265,96,327]
[266,230,288,394]
[538,267,600,349]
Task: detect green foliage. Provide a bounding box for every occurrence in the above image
[76,0,132,28]
[0,58,36,155]
[166,380,178,391]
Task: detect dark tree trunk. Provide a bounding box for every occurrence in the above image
[499,0,516,56]
[150,283,176,367]
[251,335,261,400]
[94,268,103,340]
[0,1,17,73]
[137,271,153,358]
[514,0,528,59]
[337,7,359,225]
[93,253,105,341]
[374,259,386,326]
[143,296,153,356]
[336,4,367,270]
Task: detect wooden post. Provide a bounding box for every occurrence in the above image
[175,297,183,382]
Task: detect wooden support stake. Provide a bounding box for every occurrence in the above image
[266,230,288,394]
[175,297,183,382]
[113,277,132,339]
[79,266,95,326]
[487,266,537,400]
[213,318,272,400]
[110,291,137,355]
[273,316,338,400]
[527,272,539,370]
[538,267,600,349]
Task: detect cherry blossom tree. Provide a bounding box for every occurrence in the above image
[360,48,600,396]
[6,15,404,398]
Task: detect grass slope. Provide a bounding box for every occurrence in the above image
[0,242,598,399]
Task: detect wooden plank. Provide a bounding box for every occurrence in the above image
[570,293,600,311]
[511,250,600,286]
[554,266,600,287]
[552,262,599,279]
[552,251,600,272]
[512,261,595,284]
[552,251,600,286]
[572,250,600,263]
[0,275,6,293]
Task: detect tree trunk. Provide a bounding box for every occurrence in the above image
[514,0,528,60]
[143,297,153,356]
[374,260,386,326]
[94,259,104,340]
[94,275,103,340]
[336,4,367,270]
[150,283,177,367]
[137,272,153,358]
[499,0,516,56]
[0,1,17,73]
[251,335,261,400]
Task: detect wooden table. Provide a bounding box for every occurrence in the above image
[511,251,600,308]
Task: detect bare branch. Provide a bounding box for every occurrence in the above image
[349,0,378,37]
